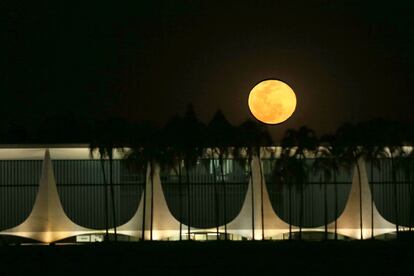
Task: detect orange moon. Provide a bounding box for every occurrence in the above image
[248,79,297,124]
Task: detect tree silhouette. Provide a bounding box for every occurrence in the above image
[380,121,406,235]
[89,118,127,241]
[335,122,366,239]
[236,119,272,240]
[358,120,389,238]
[206,109,235,240]
[272,148,304,239]
[398,148,414,231]
[124,122,161,240]
[281,126,317,240]
[313,146,334,240]
[319,134,344,240]
[163,104,205,240]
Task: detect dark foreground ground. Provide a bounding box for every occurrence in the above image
[1,239,414,275]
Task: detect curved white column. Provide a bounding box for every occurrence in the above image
[1,149,97,243]
[327,158,395,239]
[227,155,294,240]
[118,163,182,240]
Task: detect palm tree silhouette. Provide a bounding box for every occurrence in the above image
[124,122,161,240]
[89,118,127,241]
[319,134,344,240]
[398,148,414,231]
[363,145,386,239]
[236,119,272,240]
[206,110,235,240]
[360,119,399,238]
[281,126,317,240]
[313,145,334,240]
[383,124,405,236]
[335,122,367,239]
[162,115,186,240]
[89,143,110,240]
[182,105,205,239]
[233,132,256,240]
[272,148,304,239]
[202,147,220,239]
[163,105,205,240]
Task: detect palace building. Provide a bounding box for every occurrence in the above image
[0,145,411,243]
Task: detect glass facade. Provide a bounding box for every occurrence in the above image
[0,156,413,233]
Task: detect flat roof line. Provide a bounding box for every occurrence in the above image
[0,144,90,148]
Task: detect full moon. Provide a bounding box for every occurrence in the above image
[248,79,297,125]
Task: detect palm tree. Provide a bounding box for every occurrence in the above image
[124,122,161,240]
[388,145,403,235]
[362,144,386,239]
[89,143,110,240]
[399,148,414,231]
[236,119,272,240]
[162,115,186,240]
[320,134,346,240]
[203,147,220,239]
[368,119,407,236]
[272,148,304,240]
[281,126,317,240]
[181,105,205,240]
[90,118,127,242]
[335,122,367,239]
[361,119,403,238]
[233,139,256,240]
[383,123,406,236]
[206,110,235,240]
[390,121,414,233]
[313,146,334,240]
[163,144,185,240]
[163,105,205,240]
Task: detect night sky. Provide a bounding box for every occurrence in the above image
[2,1,414,141]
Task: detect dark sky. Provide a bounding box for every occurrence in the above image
[2,1,414,141]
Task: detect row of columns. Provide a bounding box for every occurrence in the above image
[0,149,398,243]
